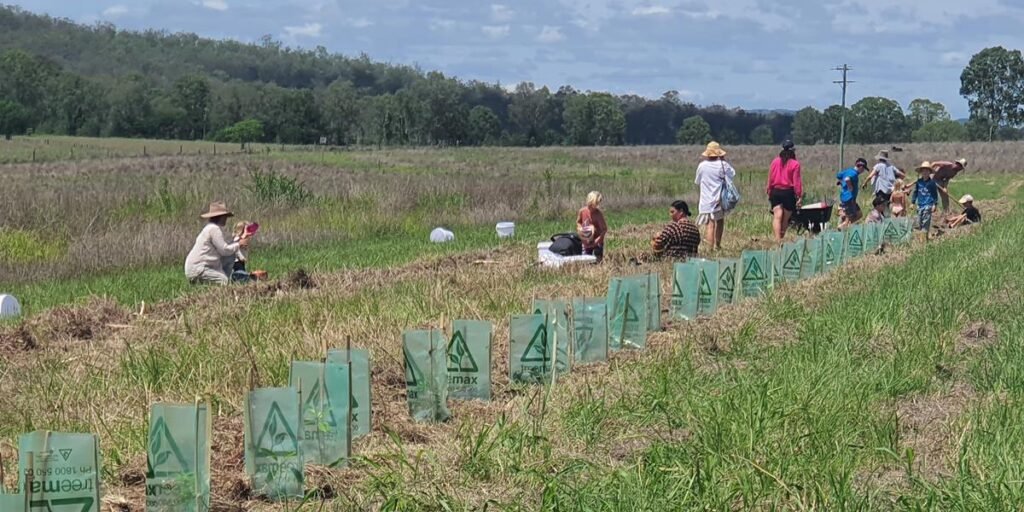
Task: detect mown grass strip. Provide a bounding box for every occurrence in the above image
[501,211,1024,510]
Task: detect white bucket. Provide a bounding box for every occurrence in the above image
[496,222,515,238]
[0,294,22,319]
[429,227,455,243]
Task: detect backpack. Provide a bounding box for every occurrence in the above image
[720,162,741,212]
[549,233,583,256]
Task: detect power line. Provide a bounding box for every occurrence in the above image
[833,65,855,170]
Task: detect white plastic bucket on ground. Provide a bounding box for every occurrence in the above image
[496,222,515,238]
[430,227,455,243]
[0,294,22,319]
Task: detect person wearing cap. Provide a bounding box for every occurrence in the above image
[836,157,868,229]
[651,200,701,259]
[947,194,981,229]
[863,150,906,206]
[767,140,803,242]
[694,141,736,250]
[576,191,608,262]
[911,162,939,237]
[185,202,250,285]
[930,158,968,213]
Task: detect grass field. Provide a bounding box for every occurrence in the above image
[0,136,1021,511]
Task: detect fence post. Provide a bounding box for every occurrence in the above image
[32,149,35,162]
[143,146,147,157]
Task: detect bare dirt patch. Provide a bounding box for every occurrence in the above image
[957,322,999,353]
[0,297,129,352]
[894,381,976,481]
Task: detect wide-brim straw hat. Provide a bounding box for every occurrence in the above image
[200,201,234,219]
[957,158,968,168]
[876,150,890,161]
[916,161,934,173]
[702,141,726,158]
[959,194,974,204]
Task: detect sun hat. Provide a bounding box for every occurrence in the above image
[200,202,234,219]
[956,158,968,168]
[702,141,727,158]
[959,194,974,204]
[916,161,933,173]
[781,140,795,151]
[876,150,890,161]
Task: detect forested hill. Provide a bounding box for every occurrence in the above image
[0,4,419,92]
[3,4,1002,147]
[0,4,805,146]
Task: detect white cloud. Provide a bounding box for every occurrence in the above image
[283,22,322,38]
[430,18,456,31]
[200,0,229,11]
[102,5,128,17]
[348,17,373,28]
[940,51,968,66]
[537,25,565,43]
[559,0,789,30]
[827,0,1024,31]
[632,5,671,16]
[491,4,515,22]
[481,24,510,39]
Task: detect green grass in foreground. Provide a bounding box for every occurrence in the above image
[266,184,1022,510]
[357,213,1024,510]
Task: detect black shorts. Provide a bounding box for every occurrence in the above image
[769,188,797,212]
[875,191,892,204]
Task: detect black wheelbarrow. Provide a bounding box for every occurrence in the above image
[789,201,834,235]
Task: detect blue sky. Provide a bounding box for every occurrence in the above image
[16,0,1024,117]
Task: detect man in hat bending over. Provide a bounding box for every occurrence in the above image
[929,158,967,213]
[863,150,906,206]
[185,202,250,285]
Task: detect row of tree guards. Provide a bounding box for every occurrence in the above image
[0,218,916,509]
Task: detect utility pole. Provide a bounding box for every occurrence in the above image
[833,65,854,170]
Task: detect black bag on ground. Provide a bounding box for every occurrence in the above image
[549,233,583,256]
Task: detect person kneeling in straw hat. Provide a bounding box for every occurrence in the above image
[946,194,981,229]
[929,158,968,213]
[185,202,251,285]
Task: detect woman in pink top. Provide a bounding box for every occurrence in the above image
[766,140,803,242]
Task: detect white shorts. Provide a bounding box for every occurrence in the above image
[697,211,725,225]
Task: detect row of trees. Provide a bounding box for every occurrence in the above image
[1,4,1023,146]
[0,46,796,145]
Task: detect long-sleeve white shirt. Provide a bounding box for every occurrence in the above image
[185,223,240,278]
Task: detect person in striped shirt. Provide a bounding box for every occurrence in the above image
[652,200,701,259]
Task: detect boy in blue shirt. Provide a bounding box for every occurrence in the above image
[836,157,868,229]
[911,161,939,237]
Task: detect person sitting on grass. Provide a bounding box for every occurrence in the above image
[911,162,939,238]
[865,196,887,224]
[576,191,608,262]
[651,200,701,259]
[185,202,250,285]
[947,194,981,229]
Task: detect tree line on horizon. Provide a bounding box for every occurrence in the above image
[0,5,1022,147]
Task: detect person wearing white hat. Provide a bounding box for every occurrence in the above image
[947,194,981,229]
[185,202,250,285]
[929,158,968,213]
[694,141,736,250]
